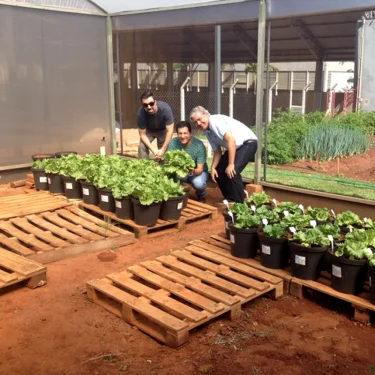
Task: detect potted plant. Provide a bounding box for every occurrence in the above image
[258,223,290,269]
[306,206,334,224]
[274,201,302,217]
[289,227,330,280]
[44,158,65,194]
[31,159,49,191]
[112,178,136,220]
[58,154,84,199]
[159,177,185,221]
[335,211,363,233]
[246,191,272,208]
[280,213,312,232]
[228,210,261,259]
[256,206,281,225]
[55,151,77,158]
[161,150,195,181]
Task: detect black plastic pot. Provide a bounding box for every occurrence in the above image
[228,223,259,259]
[99,188,115,212]
[182,186,190,209]
[370,266,375,304]
[258,232,290,269]
[80,181,99,205]
[46,173,64,194]
[55,151,77,158]
[222,211,231,240]
[160,195,184,221]
[62,176,82,199]
[31,168,49,191]
[31,153,55,161]
[330,252,367,295]
[289,241,328,280]
[115,196,134,220]
[131,198,161,227]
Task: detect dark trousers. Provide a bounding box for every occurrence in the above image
[216,142,258,202]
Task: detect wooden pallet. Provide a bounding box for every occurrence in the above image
[87,242,283,347]
[0,247,46,292]
[0,191,70,220]
[79,199,218,239]
[0,206,135,264]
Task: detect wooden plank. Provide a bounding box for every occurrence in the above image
[10,218,71,248]
[41,212,104,241]
[172,249,268,291]
[141,260,241,306]
[108,271,208,322]
[199,237,231,251]
[187,242,281,286]
[128,264,225,314]
[209,234,231,246]
[0,221,54,252]
[88,278,189,332]
[26,215,88,244]
[157,255,254,298]
[0,269,18,283]
[0,248,45,274]
[187,200,218,218]
[0,234,35,256]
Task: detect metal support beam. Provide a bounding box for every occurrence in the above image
[115,33,123,155]
[314,59,324,110]
[291,18,325,60]
[254,0,266,185]
[167,61,174,92]
[215,25,222,114]
[183,29,211,62]
[232,24,257,60]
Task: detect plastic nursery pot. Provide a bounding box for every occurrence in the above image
[228,222,259,259]
[98,188,115,213]
[258,232,290,270]
[131,198,161,227]
[182,185,191,209]
[31,168,49,191]
[80,180,99,206]
[222,210,231,240]
[115,196,134,220]
[46,173,64,195]
[370,266,375,304]
[55,151,78,158]
[160,195,184,221]
[31,153,55,161]
[330,252,367,295]
[289,241,328,280]
[62,176,82,199]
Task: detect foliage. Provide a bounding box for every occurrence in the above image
[306,206,333,222]
[336,211,363,227]
[345,229,375,248]
[231,202,251,216]
[56,154,84,179]
[246,191,271,207]
[364,218,375,230]
[162,150,195,178]
[280,213,312,231]
[233,210,261,229]
[32,159,47,169]
[316,223,341,239]
[263,223,288,239]
[274,201,301,215]
[335,240,373,260]
[334,110,375,136]
[256,206,280,223]
[291,228,330,247]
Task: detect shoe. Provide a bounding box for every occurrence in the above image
[198,197,206,203]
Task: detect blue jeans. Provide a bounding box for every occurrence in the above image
[181,172,209,199]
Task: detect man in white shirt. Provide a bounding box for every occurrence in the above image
[190,106,258,202]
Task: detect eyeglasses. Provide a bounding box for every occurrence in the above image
[142,101,155,108]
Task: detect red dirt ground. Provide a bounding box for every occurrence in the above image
[1,184,375,375]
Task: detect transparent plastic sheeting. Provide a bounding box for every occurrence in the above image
[0,6,111,167]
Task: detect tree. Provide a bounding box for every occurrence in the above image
[245,63,279,73]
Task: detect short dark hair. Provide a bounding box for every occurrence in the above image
[140,90,154,101]
[175,121,191,133]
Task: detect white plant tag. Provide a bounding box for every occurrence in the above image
[272,198,277,206]
[230,234,235,243]
[262,245,271,255]
[40,176,47,183]
[225,221,229,230]
[83,188,90,196]
[295,255,306,266]
[177,202,183,210]
[115,201,122,208]
[289,227,296,234]
[364,217,368,223]
[251,205,256,212]
[331,209,336,218]
[223,199,229,209]
[262,218,268,225]
[244,190,249,199]
[48,178,51,184]
[327,235,334,251]
[65,182,73,190]
[283,210,289,217]
[332,265,342,278]
[101,195,109,202]
[298,204,304,211]
[349,227,353,233]
[228,211,234,223]
[310,220,317,228]
[366,247,373,257]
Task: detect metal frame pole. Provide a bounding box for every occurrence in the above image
[263,20,271,181]
[180,77,191,120]
[115,33,124,155]
[254,0,267,185]
[215,25,222,113]
[229,79,239,118]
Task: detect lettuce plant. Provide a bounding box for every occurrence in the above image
[256,206,280,223]
[274,202,300,215]
[246,191,271,207]
[336,211,363,227]
[316,223,341,239]
[291,228,330,247]
[335,240,372,260]
[162,150,195,178]
[280,213,312,231]
[306,206,333,222]
[263,223,288,239]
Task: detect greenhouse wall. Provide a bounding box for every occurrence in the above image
[0,5,110,167]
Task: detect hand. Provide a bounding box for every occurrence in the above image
[225,164,236,179]
[155,149,165,159]
[211,168,218,183]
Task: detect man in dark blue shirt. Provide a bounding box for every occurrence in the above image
[137,90,174,159]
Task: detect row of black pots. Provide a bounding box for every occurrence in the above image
[32,151,77,161]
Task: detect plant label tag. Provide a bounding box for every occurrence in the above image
[230,234,235,244]
[364,217,368,222]
[115,201,122,208]
[48,178,51,184]
[262,218,268,225]
[331,209,336,218]
[310,220,317,228]
[272,198,277,206]
[177,202,183,210]
[366,248,373,257]
[83,188,90,196]
[298,204,304,212]
[244,190,249,199]
[65,182,73,190]
[40,176,47,183]
[283,210,289,217]
[262,245,271,255]
[223,199,229,209]
[289,227,296,234]
[295,255,306,266]
[228,211,235,223]
[251,205,256,212]
[332,265,342,278]
[101,195,109,202]
[349,227,353,233]
[327,235,334,250]
[225,221,229,230]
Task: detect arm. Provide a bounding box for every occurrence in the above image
[210,149,222,183]
[224,132,237,179]
[156,123,174,159]
[193,163,204,176]
[138,128,157,156]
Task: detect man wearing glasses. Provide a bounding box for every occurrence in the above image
[190,106,258,203]
[137,90,174,159]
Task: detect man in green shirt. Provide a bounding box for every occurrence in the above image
[168,121,209,202]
